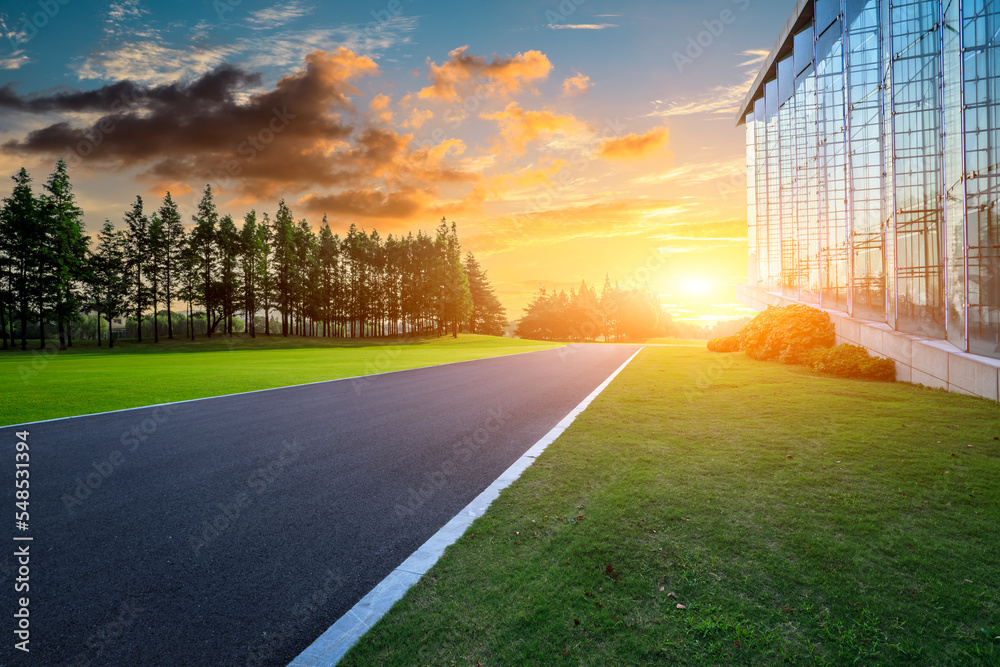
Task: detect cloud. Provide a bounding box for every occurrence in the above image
[0,53,29,70]
[418,46,552,102]
[481,102,590,156]
[736,49,769,68]
[369,93,393,123]
[561,72,591,96]
[470,199,688,254]
[74,41,239,86]
[401,107,433,128]
[596,127,668,160]
[2,49,393,197]
[646,56,760,118]
[547,23,617,30]
[103,0,151,38]
[246,1,313,28]
[299,186,431,219]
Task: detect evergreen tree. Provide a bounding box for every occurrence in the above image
[41,159,88,350]
[217,214,240,336]
[147,212,166,342]
[158,192,185,339]
[463,252,506,335]
[0,169,43,350]
[271,200,295,336]
[123,196,149,342]
[239,210,260,338]
[190,185,219,336]
[90,221,130,348]
[435,219,472,338]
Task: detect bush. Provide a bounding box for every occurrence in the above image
[737,304,835,364]
[707,335,741,352]
[810,344,896,381]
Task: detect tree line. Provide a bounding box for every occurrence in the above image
[0,160,507,351]
[515,278,669,342]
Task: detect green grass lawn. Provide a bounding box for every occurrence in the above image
[343,346,1000,666]
[0,333,561,426]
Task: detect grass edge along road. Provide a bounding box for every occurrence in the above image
[342,345,1000,666]
[0,334,562,426]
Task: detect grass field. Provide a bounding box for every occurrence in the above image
[0,333,562,426]
[343,346,1000,666]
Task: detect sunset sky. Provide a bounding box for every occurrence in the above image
[0,0,790,324]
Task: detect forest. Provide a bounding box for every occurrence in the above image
[0,160,507,350]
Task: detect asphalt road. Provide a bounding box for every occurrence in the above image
[0,343,639,666]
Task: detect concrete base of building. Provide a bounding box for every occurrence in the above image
[736,284,1000,403]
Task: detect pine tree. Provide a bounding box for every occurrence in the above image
[190,185,219,336]
[90,221,130,348]
[158,192,185,339]
[239,210,260,338]
[0,169,43,350]
[463,252,506,335]
[257,213,274,335]
[41,159,88,350]
[217,214,240,336]
[435,219,472,337]
[123,195,149,342]
[271,200,295,336]
[147,212,165,342]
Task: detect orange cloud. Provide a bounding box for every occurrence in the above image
[418,46,552,102]
[465,160,569,205]
[402,107,434,128]
[469,198,688,255]
[368,93,393,123]
[596,127,669,160]
[298,186,433,222]
[481,102,590,156]
[562,72,591,96]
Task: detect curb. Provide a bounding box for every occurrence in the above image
[288,347,644,666]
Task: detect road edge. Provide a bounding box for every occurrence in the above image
[287,346,644,667]
[1,344,566,429]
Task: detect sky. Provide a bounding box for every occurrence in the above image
[0,0,792,325]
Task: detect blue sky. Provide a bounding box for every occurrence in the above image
[0,0,792,323]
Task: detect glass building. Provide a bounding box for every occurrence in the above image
[738,0,1000,359]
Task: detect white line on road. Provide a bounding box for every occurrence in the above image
[287,347,644,667]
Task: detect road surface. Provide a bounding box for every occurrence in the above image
[0,343,639,665]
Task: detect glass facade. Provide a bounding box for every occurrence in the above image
[743,0,1000,359]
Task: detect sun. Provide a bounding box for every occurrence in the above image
[681,277,713,296]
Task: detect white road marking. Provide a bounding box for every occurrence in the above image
[287,347,644,667]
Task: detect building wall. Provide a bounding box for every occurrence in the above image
[744,0,1000,360]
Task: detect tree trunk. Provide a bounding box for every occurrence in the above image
[97,307,102,347]
[166,270,173,339]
